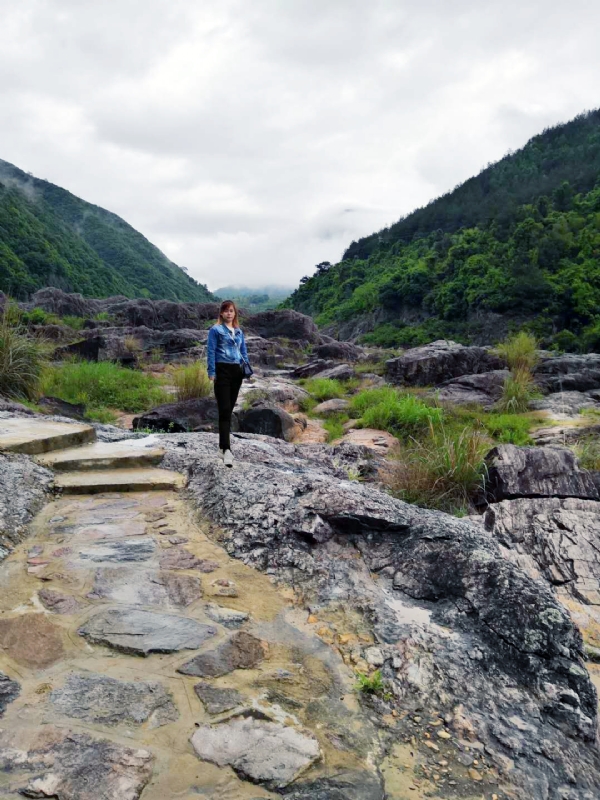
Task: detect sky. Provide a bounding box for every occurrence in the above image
[0,0,599,292]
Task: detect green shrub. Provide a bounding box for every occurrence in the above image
[323,414,348,443]
[496,331,539,371]
[482,413,534,445]
[0,314,46,399]
[496,367,538,413]
[61,315,86,331]
[354,669,389,697]
[385,422,490,514]
[21,308,62,326]
[303,377,346,401]
[94,311,111,322]
[170,361,211,401]
[350,387,442,437]
[41,361,170,416]
[574,438,600,470]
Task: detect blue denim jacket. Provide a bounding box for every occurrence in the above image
[207,324,249,378]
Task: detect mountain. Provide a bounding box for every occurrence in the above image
[214,284,293,312]
[285,109,600,350]
[0,159,213,302]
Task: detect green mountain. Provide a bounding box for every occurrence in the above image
[0,159,213,302]
[285,109,600,351]
[215,284,293,312]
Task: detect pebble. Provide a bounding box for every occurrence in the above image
[437,730,451,739]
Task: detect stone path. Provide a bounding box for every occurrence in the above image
[0,420,379,799]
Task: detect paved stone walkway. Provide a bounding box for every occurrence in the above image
[0,488,376,799]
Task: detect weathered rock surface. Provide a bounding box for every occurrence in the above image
[193,682,244,713]
[76,537,156,563]
[78,607,217,656]
[0,614,65,669]
[0,451,53,561]
[38,396,87,419]
[88,567,202,608]
[0,726,154,800]
[159,547,217,572]
[238,402,298,441]
[314,363,354,381]
[204,603,249,628]
[535,352,600,393]
[290,359,336,379]
[435,369,510,407]
[51,672,178,727]
[386,339,504,386]
[132,397,229,433]
[38,588,86,615]
[190,715,321,788]
[312,398,350,415]
[178,631,265,677]
[282,770,384,800]
[484,444,599,502]
[315,341,362,362]
[245,309,319,343]
[530,390,599,417]
[0,672,20,716]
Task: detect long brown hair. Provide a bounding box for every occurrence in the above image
[217,300,240,328]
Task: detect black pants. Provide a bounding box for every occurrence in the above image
[214,362,243,451]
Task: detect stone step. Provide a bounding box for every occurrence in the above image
[55,468,185,494]
[36,441,165,472]
[0,417,96,455]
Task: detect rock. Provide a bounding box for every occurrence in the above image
[88,567,203,608]
[434,370,510,407]
[484,444,599,502]
[386,340,504,387]
[178,631,265,677]
[238,403,298,441]
[38,588,85,615]
[38,396,87,419]
[193,683,245,713]
[133,397,230,433]
[531,421,600,446]
[341,428,399,455]
[0,671,20,716]
[159,547,217,572]
[245,335,302,368]
[245,309,320,343]
[315,363,354,381]
[78,607,217,656]
[76,537,156,563]
[51,672,178,727]
[290,359,336,379]
[315,342,362,362]
[204,603,249,628]
[0,397,35,414]
[281,770,384,800]
[190,715,321,788]
[0,452,53,563]
[530,390,599,417]
[313,398,350,415]
[535,352,600,393]
[0,726,154,800]
[0,614,64,668]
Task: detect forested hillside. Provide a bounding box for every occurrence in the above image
[285,110,600,350]
[0,159,213,302]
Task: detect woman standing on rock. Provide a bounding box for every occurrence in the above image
[207,300,251,467]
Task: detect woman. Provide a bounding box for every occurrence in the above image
[207,300,250,467]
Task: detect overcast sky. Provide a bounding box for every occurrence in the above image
[1,0,598,291]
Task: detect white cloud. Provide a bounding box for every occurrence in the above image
[0,0,598,291]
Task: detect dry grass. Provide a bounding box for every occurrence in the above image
[0,313,46,399]
[496,331,539,371]
[170,361,212,401]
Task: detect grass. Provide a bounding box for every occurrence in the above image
[170,361,211,401]
[384,421,490,514]
[0,314,46,400]
[40,361,170,419]
[322,413,348,443]
[349,387,443,438]
[496,331,539,372]
[302,377,346,401]
[481,412,535,445]
[496,367,539,414]
[574,438,600,470]
[354,670,390,699]
[61,316,86,331]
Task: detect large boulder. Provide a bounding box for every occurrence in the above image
[315,363,354,381]
[245,309,319,343]
[535,353,600,393]
[530,390,600,417]
[315,341,362,362]
[245,335,302,367]
[434,370,510,407]
[386,340,504,386]
[238,402,297,441]
[290,360,336,379]
[484,444,600,503]
[133,398,231,433]
[28,288,104,318]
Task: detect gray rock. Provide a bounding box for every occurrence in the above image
[315,363,354,381]
[386,339,504,386]
[178,631,265,677]
[535,352,600,393]
[0,452,53,563]
[88,567,203,608]
[204,603,249,628]
[282,770,384,800]
[76,537,156,563]
[290,359,336,379]
[434,370,510,407]
[78,607,217,656]
[315,342,362,362]
[312,398,350,416]
[38,588,85,615]
[484,444,599,502]
[190,715,321,788]
[193,683,245,713]
[238,403,297,441]
[0,725,154,800]
[51,672,178,727]
[159,547,219,572]
[38,396,87,420]
[133,397,231,434]
[530,390,599,417]
[0,672,20,716]
[245,309,320,343]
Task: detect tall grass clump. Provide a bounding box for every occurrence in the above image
[384,422,490,514]
[41,361,170,416]
[496,331,539,372]
[0,313,46,399]
[350,387,442,438]
[303,377,346,401]
[495,332,540,414]
[574,438,600,470]
[170,361,211,401]
[322,414,348,443]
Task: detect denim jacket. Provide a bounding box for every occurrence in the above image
[207,324,249,378]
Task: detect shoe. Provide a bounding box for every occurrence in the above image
[223,449,234,467]
[218,449,224,461]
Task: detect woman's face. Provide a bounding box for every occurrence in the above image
[222,305,235,324]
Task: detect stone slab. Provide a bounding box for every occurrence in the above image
[204,603,249,628]
[78,607,217,656]
[193,683,245,714]
[36,441,165,472]
[75,537,156,564]
[55,467,185,494]
[178,632,265,677]
[0,417,95,455]
[0,614,64,669]
[88,567,202,608]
